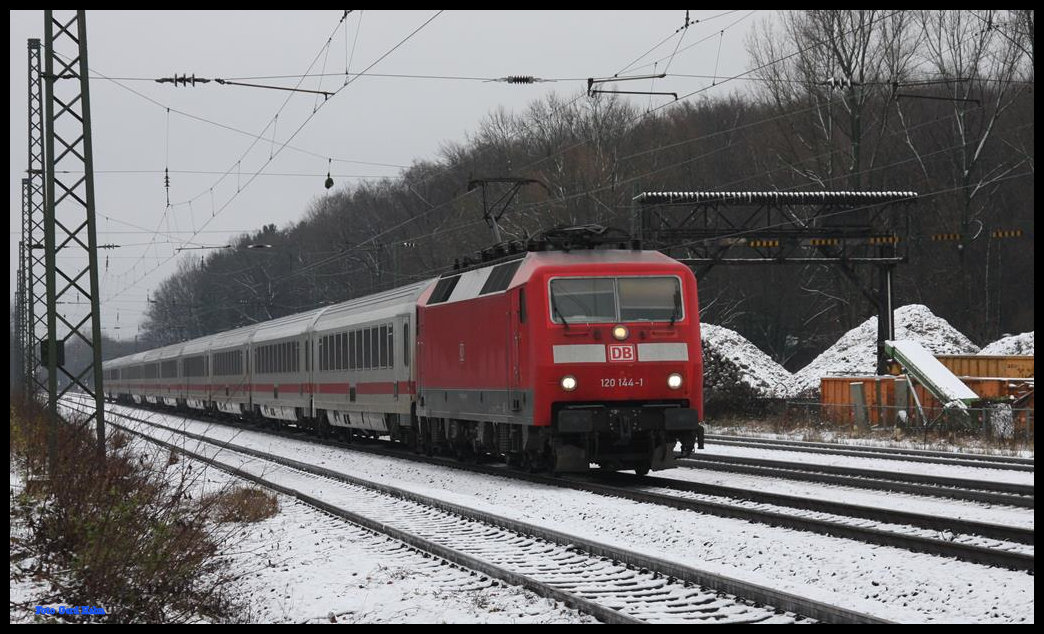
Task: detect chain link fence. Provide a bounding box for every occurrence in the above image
[772,399,1034,446]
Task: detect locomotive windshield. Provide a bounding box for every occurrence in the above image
[549,276,682,323]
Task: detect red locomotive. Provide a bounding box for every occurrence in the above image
[104,228,705,474]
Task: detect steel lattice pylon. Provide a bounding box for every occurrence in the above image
[42,10,105,457]
[27,39,47,399]
[16,240,27,392]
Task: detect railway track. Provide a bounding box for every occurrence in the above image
[83,398,1034,572]
[677,453,1034,509]
[74,402,888,624]
[705,433,1035,471]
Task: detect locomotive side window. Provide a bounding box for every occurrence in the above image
[428,275,460,304]
[549,276,682,323]
[480,260,521,295]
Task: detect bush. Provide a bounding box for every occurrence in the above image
[10,396,247,623]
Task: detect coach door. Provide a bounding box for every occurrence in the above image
[507,287,524,415]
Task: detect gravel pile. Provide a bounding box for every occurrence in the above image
[790,304,980,397]
[700,323,797,411]
[979,331,1034,356]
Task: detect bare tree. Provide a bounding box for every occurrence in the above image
[900,10,1034,342]
[746,10,917,190]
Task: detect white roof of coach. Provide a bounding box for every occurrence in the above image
[208,322,261,350]
[106,350,147,369]
[251,307,326,344]
[180,335,213,356]
[155,342,187,361]
[313,279,435,333]
[141,347,169,362]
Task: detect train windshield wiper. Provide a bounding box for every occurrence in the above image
[669,288,681,326]
[550,293,571,329]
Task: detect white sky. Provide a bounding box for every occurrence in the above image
[9,10,761,340]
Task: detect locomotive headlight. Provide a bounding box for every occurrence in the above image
[560,375,578,391]
[667,373,683,389]
[611,325,629,340]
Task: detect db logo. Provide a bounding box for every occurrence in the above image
[608,344,636,362]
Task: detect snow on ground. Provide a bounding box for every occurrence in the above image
[187,459,597,624]
[9,428,595,625]
[9,470,63,624]
[102,405,1034,624]
[701,323,796,399]
[792,304,981,396]
[979,331,1034,356]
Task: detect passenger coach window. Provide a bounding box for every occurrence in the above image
[372,328,380,368]
[379,325,389,368]
[364,329,372,368]
[348,332,356,370]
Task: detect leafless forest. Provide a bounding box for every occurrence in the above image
[44,11,1038,374]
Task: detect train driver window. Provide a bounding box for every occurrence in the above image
[619,277,682,322]
[550,278,616,323]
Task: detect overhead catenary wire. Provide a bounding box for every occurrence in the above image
[105,11,927,288]
[81,9,1027,332]
[269,9,1029,293]
[102,10,445,307]
[279,10,916,280]
[102,11,381,296]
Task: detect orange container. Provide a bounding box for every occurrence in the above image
[935,355,1034,379]
[819,375,1034,434]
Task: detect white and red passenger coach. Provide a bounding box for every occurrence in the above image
[104,247,705,474]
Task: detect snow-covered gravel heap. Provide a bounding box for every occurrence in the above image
[979,331,1034,356]
[701,323,796,402]
[791,304,980,397]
